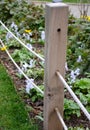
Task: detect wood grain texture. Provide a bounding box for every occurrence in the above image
[44,3,68,130]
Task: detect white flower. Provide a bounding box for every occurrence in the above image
[41,31,45,40]
[11,22,15,28]
[21,62,29,72]
[70,70,76,83]
[29,59,34,68]
[11,22,18,32]
[17,69,22,75]
[26,34,30,40]
[10,22,21,37]
[23,33,30,40]
[77,55,82,63]
[6,32,13,41]
[23,33,26,37]
[70,68,80,83]
[23,31,32,41]
[29,32,32,36]
[26,79,34,93]
[26,44,33,50]
[65,62,69,71]
[75,68,80,76]
[16,32,21,37]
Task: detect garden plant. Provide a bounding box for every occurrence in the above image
[0,0,90,129]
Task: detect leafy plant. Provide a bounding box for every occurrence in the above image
[0,0,45,42]
[72,78,90,112]
[66,18,90,86]
[67,20,90,72]
[68,126,89,130]
[28,85,44,102]
[64,98,80,119]
[11,48,33,62]
[0,0,12,22]
[27,68,44,79]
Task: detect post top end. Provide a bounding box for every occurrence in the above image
[46,3,68,7]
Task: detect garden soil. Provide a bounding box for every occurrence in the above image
[0,50,90,129]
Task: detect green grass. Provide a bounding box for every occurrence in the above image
[0,63,38,130]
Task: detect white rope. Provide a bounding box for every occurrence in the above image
[56,71,90,121]
[0,39,44,95]
[55,108,68,130]
[0,20,45,62]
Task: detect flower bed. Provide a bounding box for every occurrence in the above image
[0,0,90,129]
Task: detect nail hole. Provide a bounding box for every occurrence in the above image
[57,28,61,32]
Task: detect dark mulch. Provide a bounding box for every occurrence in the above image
[0,50,90,130]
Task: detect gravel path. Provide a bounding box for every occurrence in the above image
[28,1,90,18]
[68,4,90,18]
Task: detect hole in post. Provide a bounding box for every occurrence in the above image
[57,28,61,32]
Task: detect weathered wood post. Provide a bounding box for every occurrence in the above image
[44,3,68,130]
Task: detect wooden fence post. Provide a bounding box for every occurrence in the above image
[44,3,68,130]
